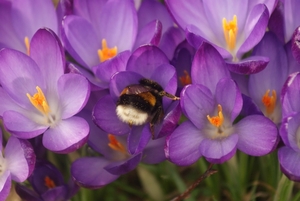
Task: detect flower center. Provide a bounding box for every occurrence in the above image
[179,70,192,86]
[222,15,238,52]
[97,39,118,62]
[207,104,224,128]
[24,36,30,55]
[44,176,56,189]
[261,89,277,116]
[26,86,50,115]
[108,134,127,154]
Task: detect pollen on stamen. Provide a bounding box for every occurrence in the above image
[262,89,277,115]
[108,134,127,154]
[207,104,224,128]
[26,86,50,115]
[97,39,118,62]
[222,15,238,52]
[179,70,192,86]
[44,176,56,189]
[24,36,30,55]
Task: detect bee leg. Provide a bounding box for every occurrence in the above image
[150,106,164,140]
[150,123,155,139]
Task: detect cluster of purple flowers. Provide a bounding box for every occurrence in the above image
[0,0,300,200]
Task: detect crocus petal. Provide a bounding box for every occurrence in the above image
[5,137,36,182]
[73,0,107,30]
[99,0,137,52]
[166,121,203,166]
[138,0,173,34]
[127,45,169,78]
[279,116,290,147]
[133,20,162,50]
[159,27,185,60]
[199,134,239,164]
[285,41,300,75]
[30,28,65,92]
[268,1,285,43]
[191,42,230,94]
[57,73,90,119]
[180,84,214,129]
[239,94,263,117]
[235,115,278,156]
[71,157,119,188]
[0,87,26,117]
[0,171,11,201]
[285,112,300,152]
[281,72,300,118]
[104,153,142,175]
[284,0,300,42]
[226,56,269,74]
[62,15,100,68]
[11,0,58,40]
[93,50,131,89]
[15,184,40,201]
[42,116,89,153]
[291,26,300,64]
[237,4,269,57]
[41,186,68,201]
[142,137,167,164]
[165,0,209,35]
[215,78,243,122]
[127,125,151,155]
[3,110,48,139]
[0,1,24,52]
[93,94,131,135]
[0,49,44,107]
[278,146,300,181]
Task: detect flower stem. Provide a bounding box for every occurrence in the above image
[170,163,217,201]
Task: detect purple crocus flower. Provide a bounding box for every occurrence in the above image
[93,45,181,155]
[269,0,300,43]
[278,72,300,181]
[165,0,278,74]
[0,131,36,201]
[15,160,79,201]
[71,106,166,188]
[0,0,59,54]
[0,28,90,153]
[62,0,137,88]
[248,32,288,125]
[166,42,278,165]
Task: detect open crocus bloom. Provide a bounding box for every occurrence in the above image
[0,28,90,153]
[166,42,278,165]
[0,131,36,200]
[166,0,277,74]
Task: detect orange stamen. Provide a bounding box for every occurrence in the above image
[262,89,277,115]
[97,39,118,62]
[24,36,30,55]
[207,105,224,128]
[44,176,56,189]
[179,70,192,86]
[108,134,127,154]
[222,15,238,51]
[26,86,50,115]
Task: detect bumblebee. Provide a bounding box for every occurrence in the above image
[116,78,179,139]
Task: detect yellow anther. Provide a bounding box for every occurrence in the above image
[26,86,50,115]
[222,15,238,51]
[44,176,56,189]
[207,104,224,128]
[97,39,118,62]
[262,89,277,115]
[179,70,192,86]
[108,134,127,154]
[24,36,30,55]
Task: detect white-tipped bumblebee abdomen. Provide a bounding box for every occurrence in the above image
[116,105,148,125]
